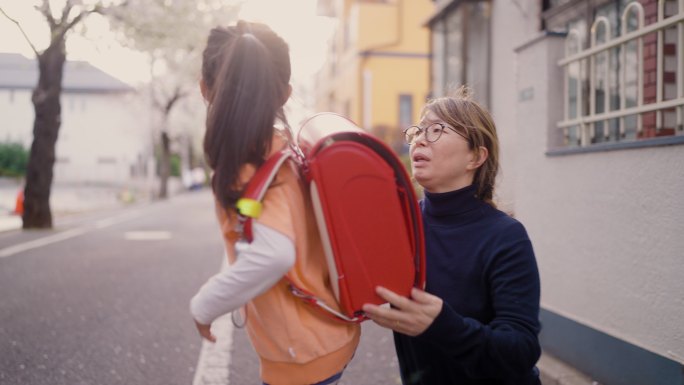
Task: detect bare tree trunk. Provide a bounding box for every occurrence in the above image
[156,88,184,200]
[22,42,66,229]
[158,130,171,199]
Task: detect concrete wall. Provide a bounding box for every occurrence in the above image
[489,0,542,214]
[419,0,684,380]
[514,32,684,364]
[56,92,151,184]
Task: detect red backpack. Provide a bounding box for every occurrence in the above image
[236,113,425,322]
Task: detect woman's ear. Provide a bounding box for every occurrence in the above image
[200,79,210,102]
[466,146,489,171]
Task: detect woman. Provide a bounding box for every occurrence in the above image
[363,87,542,385]
[189,21,360,385]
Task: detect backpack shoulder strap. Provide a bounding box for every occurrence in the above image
[235,149,292,243]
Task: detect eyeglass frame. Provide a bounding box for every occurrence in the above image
[402,122,470,145]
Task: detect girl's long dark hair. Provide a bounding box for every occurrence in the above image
[202,21,291,210]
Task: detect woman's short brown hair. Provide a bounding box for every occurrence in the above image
[422,86,500,206]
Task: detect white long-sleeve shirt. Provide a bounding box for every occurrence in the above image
[190,222,295,325]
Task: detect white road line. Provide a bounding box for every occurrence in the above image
[95,211,141,229]
[0,227,89,258]
[124,231,172,240]
[193,256,236,385]
[0,211,141,259]
[192,314,235,385]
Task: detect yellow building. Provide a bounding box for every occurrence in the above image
[316,0,433,152]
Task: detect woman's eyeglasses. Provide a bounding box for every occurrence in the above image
[403,122,469,145]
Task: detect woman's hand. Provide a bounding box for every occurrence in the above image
[194,319,217,342]
[362,286,443,336]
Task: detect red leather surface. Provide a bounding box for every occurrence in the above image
[307,141,417,317]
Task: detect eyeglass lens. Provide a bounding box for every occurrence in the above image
[405,123,444,144]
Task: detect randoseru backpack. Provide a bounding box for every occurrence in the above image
[235,113,425,322]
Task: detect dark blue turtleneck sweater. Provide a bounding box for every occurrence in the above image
[395,184,541,385]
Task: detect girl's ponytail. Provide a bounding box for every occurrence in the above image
[203,22,291,210]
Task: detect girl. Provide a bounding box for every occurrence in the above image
[190,21,360,385]
[363,87,542,385]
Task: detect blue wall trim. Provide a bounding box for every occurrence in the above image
[540,308,684,385]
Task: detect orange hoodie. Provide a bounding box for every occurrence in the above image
[214,134,360,385]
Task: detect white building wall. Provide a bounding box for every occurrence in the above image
[0,88,152,187]
[514,33,684,363]
[489,0,542,213]
[55,92,151,185]
[1,89,34,148]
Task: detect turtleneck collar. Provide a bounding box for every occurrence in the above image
[423,184,484,218]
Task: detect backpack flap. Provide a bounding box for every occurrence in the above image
[298,113,426,320]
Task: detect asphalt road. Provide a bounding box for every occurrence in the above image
[0,191,224,385]
[0,190,402,385]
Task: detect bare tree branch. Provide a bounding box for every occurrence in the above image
[59,0,75,26]
[151,87,165,111]
[165,86,188,114]
[72,3,106,28]
[56,4,104,43]
[63,11,86,33]
[0,6,40,56]
[36,0,56,29]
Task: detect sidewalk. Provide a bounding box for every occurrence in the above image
[0,178,186,232]
[538,353,597,385]
[0,184,126,232]
[0,213,21,232]
[0,178,23,232]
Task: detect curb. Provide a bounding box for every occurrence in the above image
[0,214,22,233]
[538,353,598,385]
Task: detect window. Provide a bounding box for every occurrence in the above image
[548,0,683,148]
[445,9,464,92]
[399,94,413,128]
[429,1,491,106]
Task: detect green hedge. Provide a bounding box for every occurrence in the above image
[170,154,181,177]
[0,143,28,177]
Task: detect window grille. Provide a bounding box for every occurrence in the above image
[557,0,683,147]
